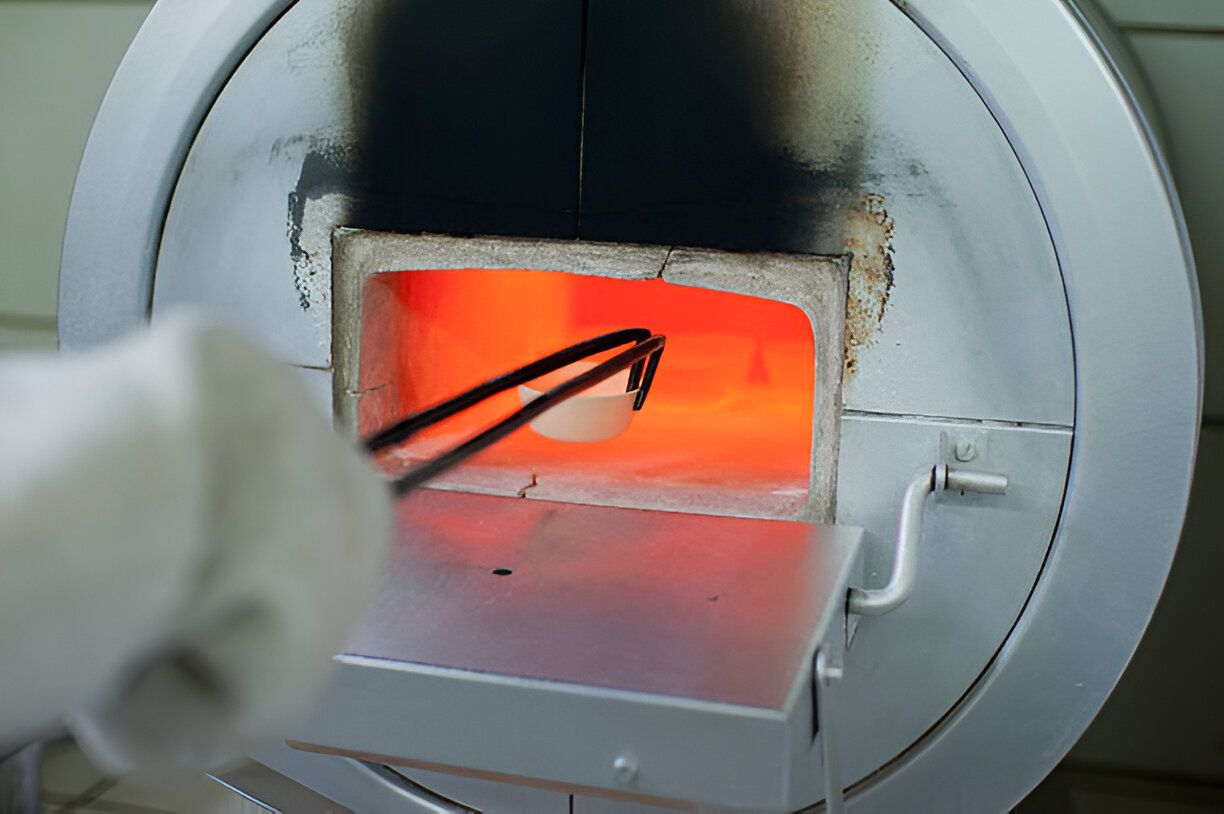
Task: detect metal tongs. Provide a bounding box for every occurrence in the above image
[363,328,666,494]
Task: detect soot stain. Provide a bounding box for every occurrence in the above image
[578,1,865,254]
[342,0,583,240]
[289,2,884,316]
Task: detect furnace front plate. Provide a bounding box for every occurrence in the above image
[61,0,1201,810]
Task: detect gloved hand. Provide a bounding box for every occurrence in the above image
[0,315,391,775]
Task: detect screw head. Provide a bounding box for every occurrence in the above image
[612,755,639,785]
[954,439,977,462]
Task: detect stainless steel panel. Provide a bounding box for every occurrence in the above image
[578,0,1074,427]
[848,1,1201,809]
[572,797,685,813]
[290,491,863,810]
[152,0,584,368]
[60,0,292,349]
[139,0,1075,426]
[149,0,356,368]
[833,414,1072,784]
[398,767,571,813]
[292,659,798,811]
[346,490,859,710]
[255,745,468,813]
[1069,427,1224,780]
[212,760,349,813]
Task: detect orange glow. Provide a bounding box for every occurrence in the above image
[359,268,815,517]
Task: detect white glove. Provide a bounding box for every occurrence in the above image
[0,315,391,775]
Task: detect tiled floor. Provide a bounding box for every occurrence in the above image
[30,740,1224,813]
[37,741,264,814]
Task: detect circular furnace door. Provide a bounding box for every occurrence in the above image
[146,0,1074,802]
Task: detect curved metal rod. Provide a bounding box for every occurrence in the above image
[849,467,939,616]
[848,464,1009,617]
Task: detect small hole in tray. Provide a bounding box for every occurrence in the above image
[492,568,513,576]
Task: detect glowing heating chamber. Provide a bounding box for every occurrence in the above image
[336,231,848,521]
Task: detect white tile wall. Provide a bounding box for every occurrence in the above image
[0,318,56,351]
[0,0,154,350]
[1118,27,1224,416]
[1097,0,1224,29]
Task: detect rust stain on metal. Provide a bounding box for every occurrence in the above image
[843,192,895,382]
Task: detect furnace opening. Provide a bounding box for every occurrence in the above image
[357,267,817,518]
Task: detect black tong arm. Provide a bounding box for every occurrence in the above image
[363,328,666,495]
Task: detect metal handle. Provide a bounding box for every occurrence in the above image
[848,464,1008,616]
